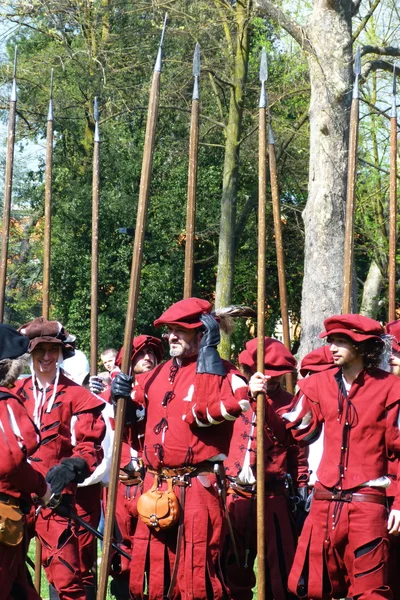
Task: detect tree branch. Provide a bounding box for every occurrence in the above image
[361,45,400,58]
[254,0,312,54]
[352,0,382,41]
[362,60,400,80]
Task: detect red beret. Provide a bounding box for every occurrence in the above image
[154,298,212,329]
[319,314,383,343]
[299,346,335,377]
[385,320,400,353]
[116,335,164,368]
[19,317,75,358]
[239,337,296,376]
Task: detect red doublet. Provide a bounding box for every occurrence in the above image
[224,387,307,600]
[285,367,400,600]
[13,373,106,600]
[130,356,248,600]
[0,388,47,600]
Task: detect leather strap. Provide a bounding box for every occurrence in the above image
[314,489,386,506]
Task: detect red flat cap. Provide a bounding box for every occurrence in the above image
[239,337,296,376]
[154,298,212,329]
[116,335,164,368]
[299,346,335,377]
[385,320,400,353]
[319,314,383,343]
[19,317,75,358]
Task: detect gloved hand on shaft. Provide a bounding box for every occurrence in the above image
[111,373,133,402]
[46,457,90,495]
[89,376,105,395]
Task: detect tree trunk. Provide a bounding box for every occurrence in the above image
[299,1,353,358]
[360,259,383,318]
[215,0,251,358]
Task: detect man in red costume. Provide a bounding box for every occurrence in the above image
[112,298,250,600]
[13,317,106,600]
[0,323,52,600]
[252,314,400,600]
[223,337,309,600]
[110,334,164,600]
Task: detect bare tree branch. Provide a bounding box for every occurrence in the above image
[362,59,400,80]
[359,158,400,181]
[254,0,312,53]
[351,0,362,16]
[353,0,382,41]
[361,45,400,58]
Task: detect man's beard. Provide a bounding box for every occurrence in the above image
[169,341,198,359]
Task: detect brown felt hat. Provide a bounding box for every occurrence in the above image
[19,317,75,359]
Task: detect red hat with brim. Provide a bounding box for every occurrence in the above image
[19,317,75,359]
[116,335,164,368]
[300,346,335,377]
[154,298,212,329]
[239,337,296,376]
[319,314,384,343]
[385,320,400,352]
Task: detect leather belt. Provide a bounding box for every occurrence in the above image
[0,492,19,507]
[314,489,386,506]
[147,462,216,480]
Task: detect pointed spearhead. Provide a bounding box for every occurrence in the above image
[11,46,17,102]
[47,68,54,122]
[259,48,268,109]
[154,13,168,73]
[353,47,361,100]
[94,97,100,143]
[392,63,397,119]
[192,43,200,101]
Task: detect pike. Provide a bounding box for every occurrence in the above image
[388,63,397,322]
[91,97,100,376]
[265,53,293,394]
[0,47,18,321]
[256,46,267,600]
[97,15,168,600]
[342,47,361,313]
[183,42,200,298]
[42,69,54,320]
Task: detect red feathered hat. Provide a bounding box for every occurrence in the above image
[385,320,400,353]
[115,335,164,368]
[154,298,212,329]
[239,337,296,376]
[299,346,335,377]
[19,317,75,359]
[319,314,383,343]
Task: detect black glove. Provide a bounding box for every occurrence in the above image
[89,376,106,394]
[196,314,225,376]
[111,373,133,401]
[45,457,90,495]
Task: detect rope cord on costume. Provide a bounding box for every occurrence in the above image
[30,355,61,428]
[334,370,358,487]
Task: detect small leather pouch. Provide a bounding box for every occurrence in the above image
[0,501,24,546]
[137,476,180,531]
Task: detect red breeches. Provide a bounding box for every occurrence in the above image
[75,484,101,589]
[288,484,392,600]
[0,537,41,600]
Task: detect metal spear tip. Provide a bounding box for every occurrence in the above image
[49,68,54,98]
[259,47,268,83]
[94,96,99,122]
[160,12,168,48]
[13,46,17,78]
[393,62,397,97]
[193,42,200,78]
[353,46,361,77]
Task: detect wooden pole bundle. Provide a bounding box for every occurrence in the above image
[91,97,100,377]
[388,65,397,322]
[342,47,361,314]
[0,47,18,321]
[96,14,167,600]
[183,43,200,299]
[256,46,267,600]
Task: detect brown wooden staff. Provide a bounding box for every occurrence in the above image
[388,64,397,322]
[256,46,267,600]
[42,69,54,321]
[267,112,293,393]
[183,43,200,298]
[342,47,361,313]
[91,97,100,377]
[96,14,167,600]
[0,47,17,321]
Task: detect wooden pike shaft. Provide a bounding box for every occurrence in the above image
[268,137,293,393]
[0,98,16,321]
[42,118,53,320]
[96,49,163,600]
[388,113,397,322]
[34,539,42,594]
[342,98,359,313]
[183,98,199,298]
[90,139,100,376]
[257,104,266,600]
